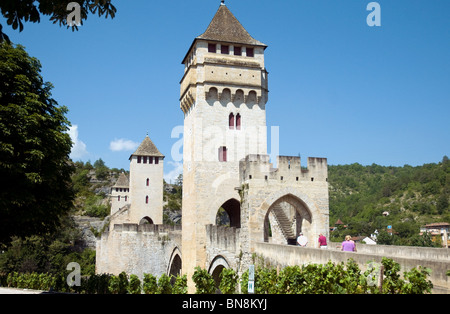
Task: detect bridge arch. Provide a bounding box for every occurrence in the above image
[208,255,231,289]
[261,187,317,245]
[167,247,182,278]
[139,216,154,225]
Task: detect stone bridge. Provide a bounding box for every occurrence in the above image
[97,223,449,293]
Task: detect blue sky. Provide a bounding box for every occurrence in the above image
[3,0,449,182]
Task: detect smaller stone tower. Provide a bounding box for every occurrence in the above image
[128,135,165,225]
[110,172,130,215]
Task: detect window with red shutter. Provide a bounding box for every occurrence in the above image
[219,146,227,162]
[229,113,235,129]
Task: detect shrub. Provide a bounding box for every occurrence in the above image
[143,273,158,294]
[157,274,172,294]
[128,274,142,294]
[192,267,215,294]
[173,274,188,294]
[219,268,238,294]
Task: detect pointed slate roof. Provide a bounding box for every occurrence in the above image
[114,172,129,188]
[130,136,164,159]
[182,3,266,64]
[197,4,266,47]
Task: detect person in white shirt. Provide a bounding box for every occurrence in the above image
[297,232,308,247]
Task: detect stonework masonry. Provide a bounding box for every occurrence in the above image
[95,3,449,294]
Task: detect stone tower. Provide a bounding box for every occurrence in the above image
[180,2,269,287]
[128,135,165,225]
[110,172,130,215]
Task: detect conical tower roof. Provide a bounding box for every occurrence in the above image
[113,172,129,188]
[130,136,164,159]
[197,3,266,47]
[182,3,266,64]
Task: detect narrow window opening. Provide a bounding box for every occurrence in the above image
[149,157,154,164]
[208,43,216,53]
[221,45,229,55]
[146,196,149,204]
[219,147,227,162]
[229,113,235,129]
[143,156,147,164]
[247,47,254,57]
[137,156,141,164]
[155,157,159,165]
[146,178,149,186]
[311,178,314,182]
[236,114,241,130]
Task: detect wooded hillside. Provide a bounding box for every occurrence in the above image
[328,156,450,246]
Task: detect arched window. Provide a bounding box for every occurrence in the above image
[146,178,150,186]
[219,147,227,162]
[145,196,149,204]
[229,113,235,129]
[236,113,241,130]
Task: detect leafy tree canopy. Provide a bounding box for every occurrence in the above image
[0,0,117,43]
[0,42,74,245]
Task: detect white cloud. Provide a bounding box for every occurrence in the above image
[164,161,183,184]
[110,138,139,152]
[68,125,88,160]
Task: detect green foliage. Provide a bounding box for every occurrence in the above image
[143,273,158,294]
[0,42,74,245]
[402,266,433,294]
[239,258,433,294]
[0,0,117,43]
[128,274,142,294]
[329,158,450,246]
[192,267,216,294]
[173,274,188,294]
[219,268,238,294]
[157,274,173,294]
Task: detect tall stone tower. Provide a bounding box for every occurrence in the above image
[110,172,130,215]
[128,135,165,225]
[180,2,269,286]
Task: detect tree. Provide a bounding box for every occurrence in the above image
[0,0,117,43]
[0,42,74,245]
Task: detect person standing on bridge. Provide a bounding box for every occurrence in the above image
[318,233,327,249]
[297,232,308,247]
[341,235,357,252]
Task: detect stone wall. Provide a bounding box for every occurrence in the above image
[96,224,181,279]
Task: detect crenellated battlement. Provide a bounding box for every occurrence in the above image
[239,154,328,183]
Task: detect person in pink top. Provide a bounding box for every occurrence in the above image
[341,235,357,252]
[318,233,327,249]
